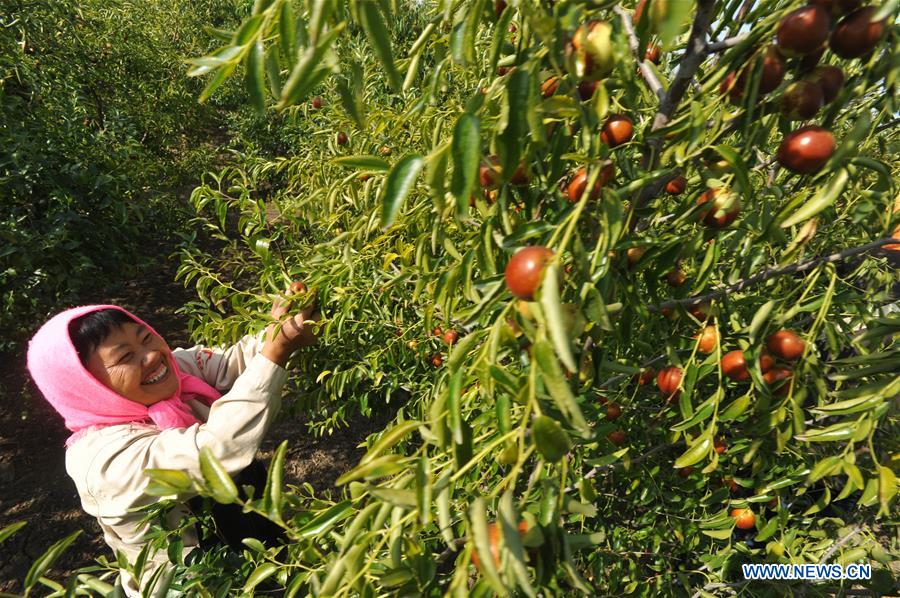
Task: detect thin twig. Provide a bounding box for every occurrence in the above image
[818,525,864,564]
[691,581,750,598]
[706,34,749,53]
[613,5,665,101]
[564,443,672,494]
[649,238,897,313]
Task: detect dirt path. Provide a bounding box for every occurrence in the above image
[0,232,386,591]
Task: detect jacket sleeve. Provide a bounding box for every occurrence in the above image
[71,352,288,512]
[171,329,267,392]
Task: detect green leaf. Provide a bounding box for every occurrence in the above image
[532,415,572,462]
[450,113,480,217]
[811,394,885,416]
[199,446,239,504]
[533,339,589,434]
[233,14,264,45]
[263,440,287,521]
[499,491,536,598]
[448,369,464,445]
[335,454,407,485]
[361,420,421,465]
[198,63,237,103]
[24,531,82,591]
[490,5,515,73]
[701,528,734,540]
[780,169,849,228]
[436,480,455,545]
[671,389,720,432]
[748,300,775,344]
[279,1,297,67]
[0,521,26,544]
[265,48,282,97]
[461,0,487,65]
[714,145,751,200]
[358,1,401,90]
[806,455,843,484]
[878,465,897,517]
[497,70,530,181]
[333,155,390,170]
[243,563,279,592]
[720,395,751,421]
[245,39,266,113]
[144,469,193,496]
[447,324,481,372]
[278,24,345,108]
[540,263,577,373]
[469,498,508,595]
[296,501,353,538]
[755,518,779,542]
[368,487,417,506]
[380,154,424,228]
[674,435,712,468]
[308,0,335,45]
[416,455,433,526]
[795,421,858,442]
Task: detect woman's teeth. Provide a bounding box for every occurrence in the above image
[143,364,168,384]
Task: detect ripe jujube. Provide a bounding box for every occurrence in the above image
[805,65,844,104]
[505,246,555,301]
[666,268,686,287]
[829,7,887,59]
[336,131,349,145]
[697,188,741,228]
[566,163,614,202]
[665,175,687,195]
[443,329,459,345]
[600,114,634,148]
[731,508,756,530]
[777,126,834,175]
[776,5,830,57]
[766,330,805,360]
[763,366,793,396]
[608,430,627,445]
[696,326,718,353]
[471,520,529,572]
[541,76,560,98]
[781,80,824,120]
[721,350,750,381]
[604,402,621,421]
[714,438,727,454]
[657,366,682,400]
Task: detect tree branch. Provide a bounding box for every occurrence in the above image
[649,238,898,313]
[627,0,717,231]
[613,5,664,101]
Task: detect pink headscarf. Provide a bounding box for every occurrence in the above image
[26,305,222,448]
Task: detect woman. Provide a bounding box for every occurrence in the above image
[26,286,318,596]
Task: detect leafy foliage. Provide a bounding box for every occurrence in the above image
[9,0,899,595]
[0,0,239,349]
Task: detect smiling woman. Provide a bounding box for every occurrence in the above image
[26,294,319,597]
[70,310,181,407]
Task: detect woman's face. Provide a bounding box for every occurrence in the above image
[84,322,178,406]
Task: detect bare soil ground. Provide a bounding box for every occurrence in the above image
[0,233,387,592]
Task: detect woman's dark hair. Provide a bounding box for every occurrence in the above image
[69,309,138,367]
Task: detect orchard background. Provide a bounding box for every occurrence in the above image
[1,0,899,595]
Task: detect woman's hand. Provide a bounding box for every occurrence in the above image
[261,283,321,368]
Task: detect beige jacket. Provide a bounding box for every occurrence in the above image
[64,330,287,597]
